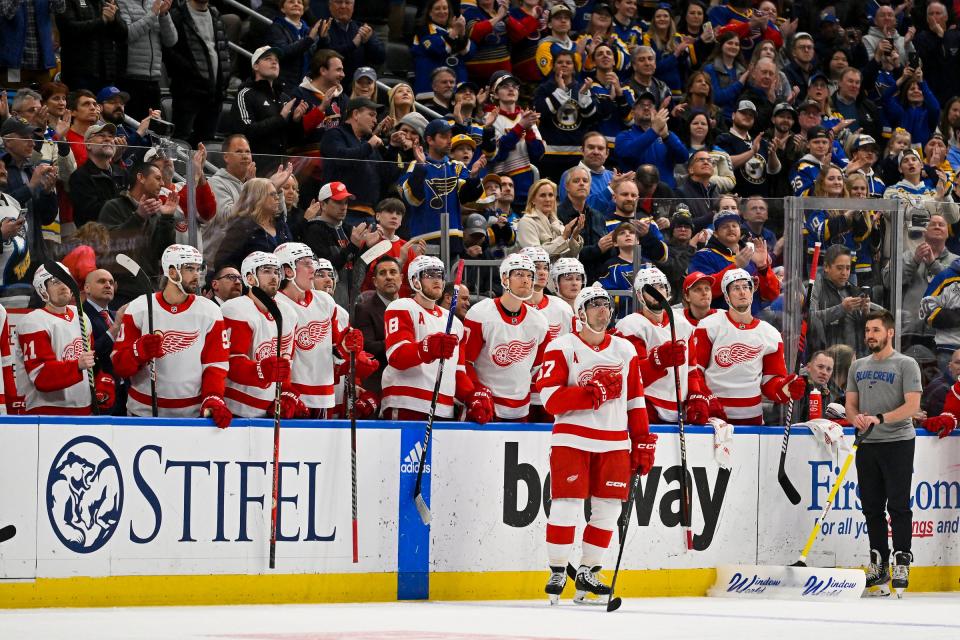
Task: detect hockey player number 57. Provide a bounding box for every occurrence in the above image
[535,360,555,383]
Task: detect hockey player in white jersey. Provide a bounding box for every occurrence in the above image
[222,251,306,419]
[615,266,712,425]
[550,257,585,311]
[692,268,805,424]
[381,256,490,422]
[462,253,550,422]
[535,283,656,604]
[275,243,379,418]
[112,244,231,425]
[0,304,18,413]
[16,263,115,415]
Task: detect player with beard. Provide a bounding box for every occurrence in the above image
[692,268,804,424]
[848,310,922,597]
[463,253,550,422]
[536,283,656,604]
[681,271,717,326]
[17,263,115,415]
[112,244,231,425]
[221,251,306,419]
[550,257,586,311]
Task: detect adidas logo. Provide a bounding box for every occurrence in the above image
[400,441,430,474]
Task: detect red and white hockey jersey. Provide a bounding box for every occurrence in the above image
[536,333,649,453]
[382,298,467,418]
[616,310,699,422]
[463,298,550,419]
[526,294,575,407]
[693,311,788,423]
[0,305,17,414]
[281,289,348,409]
[221,294,299,417]
[683,307,717,327]
[15,306,93,415]
[112,293,229,417]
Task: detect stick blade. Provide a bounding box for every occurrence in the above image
[778,470,802,505]
[115,253,141,277]
[414,493,432,525]
[606,596,623,612]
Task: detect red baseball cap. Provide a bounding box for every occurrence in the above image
[683,271,713,293]
[318,182,355,202]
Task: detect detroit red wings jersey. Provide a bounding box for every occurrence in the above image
[382,298,466,418]
[536,333,647,453]
[616,311,696,422]
[693,311,787,422]
[0,305,16,414]
[222,295,298,417]
[15,306,93,414]
[281,289,348,409]
[463,298,550,419]
[112,293,228,417]
[527,295,576,341]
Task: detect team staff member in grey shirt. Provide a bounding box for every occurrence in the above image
[846,309,922,596]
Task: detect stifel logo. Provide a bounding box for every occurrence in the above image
[577,364,623,386]
[714,343,763,368]
[295,320,330,350]
[158,330,200,354]
[492,339,536,366]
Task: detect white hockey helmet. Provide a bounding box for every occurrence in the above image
[633,265,671,299]
[314,257,338,285]
[33,261,69,302]
[408,255,445,292]
[240,251,281,287]
[519,246,550,266]
[161,244,203,274]
[549,257,585,292]
[274,242,316,273]
[721,267,754,305]
[500,253,536,301]
[574,282,612,333]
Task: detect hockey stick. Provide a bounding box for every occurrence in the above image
[793,424,873,567]
[606,471,640,612]
[250,286,284,570]
[43,261,99,416]
[0,524,15,543]
[116,253,158,417]
[346,257,360,565]
[778,241,822,505]
[642,284,692,550]
[413,258,465,525]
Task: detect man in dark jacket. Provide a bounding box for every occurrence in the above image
[808,244,869,356]
[68,123,125,228]
[165,0,232,145]
[57,0,128,92]
[675,150,721,232]
[352,255,400,393]
[557,165,607,282]
[322,0,385,90]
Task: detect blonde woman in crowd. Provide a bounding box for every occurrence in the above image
[516,178,584,259]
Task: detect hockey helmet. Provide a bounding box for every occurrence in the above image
[499,253,535,280]
[549,257,585,293]
[408,255,445,291]
[574,282,612,316]
[314,257,338,284]
[274,242,316,273]
[519,246,550,266]
[161,244,203,274]
[33,261,68,302]
[721,267,754,305]
[240,251,281,287]
[633,265,671,299]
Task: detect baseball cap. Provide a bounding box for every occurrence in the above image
[490,70,519,93]
[353,66,377,83]
[346,97,382,115]
[592,1,613,16]
[96,86,130,104]
[713,209,742,229]
[83,122,117,141]
[671,210,694,229]
[797,98,822,112]
[549,3,572,17]
[772,102,797,117]
[455,81,479,95]
[143,145,177,163]
[463,213,488,236]
[318,182,355,202]
[481,173,501,187]
[736,100,757,113]
[898,148,922,165]
[0,116,37,138]
[397,112,429,138]
[683,271,713,293]
[635,89,657,104]
[819,12,839,24]
[808,71,829,87]
[807,125,831,141]
[424,118,453,139]
[451,133,476,150]
[251,45,281,68]
[852,134,878,150]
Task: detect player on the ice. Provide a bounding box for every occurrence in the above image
[550,257,586,311]
[275,242,378,418]
[16,263,115,415]
[112,244,231,425]
[692,268,805,424]
[381,256,492,422]
[536,283,656,604]
[680,271,717,326]
[222,251,306,419]
[462,253,550,422]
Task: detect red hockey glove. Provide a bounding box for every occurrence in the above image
[784,374,807,402]
[585,369,623,409]
[355,390,379,419]
[201,395,233,429]
[280,390,308,419]
[341,328,364,354]
[650,340,686,369]
[354,352,380,382]
[94,373,115,410]
[631,432,658,475]
[334,359,348,379]
[419,332,458,363]
[133,333,164,363]
[686,393,710,425]
[923,413,957,439]
[258,355,291,383]
[707,393,728,420]
[466,386,495,424]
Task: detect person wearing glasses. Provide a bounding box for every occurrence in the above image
[205,266,243,306]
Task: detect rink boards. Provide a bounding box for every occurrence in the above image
[0,417,959,607]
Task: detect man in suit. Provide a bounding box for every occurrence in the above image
[83,268,127,415]
[353,256,401,394]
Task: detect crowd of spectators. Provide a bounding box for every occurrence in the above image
[4,0,960,421]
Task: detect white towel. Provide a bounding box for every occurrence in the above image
[802,418,850,457]
[708,417,734,469]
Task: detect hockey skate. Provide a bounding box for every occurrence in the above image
[545,566,567,605]
[863,549,891,597]
[891,550,912,599]
[569,564,611,605]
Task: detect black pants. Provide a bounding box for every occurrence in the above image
[855,439,915,562]
[172,93,223,147]
[118,77,163,122]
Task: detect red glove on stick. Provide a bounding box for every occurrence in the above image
[201,395,233,429]
[924,413,957,439]
[419,332,458,363]
[466,387,495,424]
[631,432,658,475]
[354,352,380,381]
[686,393,710,425]
[94,373,115,410]
[280,390,308,419]
[259,355,291,383]
[133,333,164,363]
[783,374,807,402]
[585,369,622,409]
[341,328,364,354]
[650,340,686,369]
[355,389,379,419]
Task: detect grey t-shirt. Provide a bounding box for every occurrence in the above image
[847,351,922,442]
[188,5,218,82]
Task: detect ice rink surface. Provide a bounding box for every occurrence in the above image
[4,594,960,640]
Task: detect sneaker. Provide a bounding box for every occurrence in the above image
[865,549,890,589]
[891,550,912,595]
